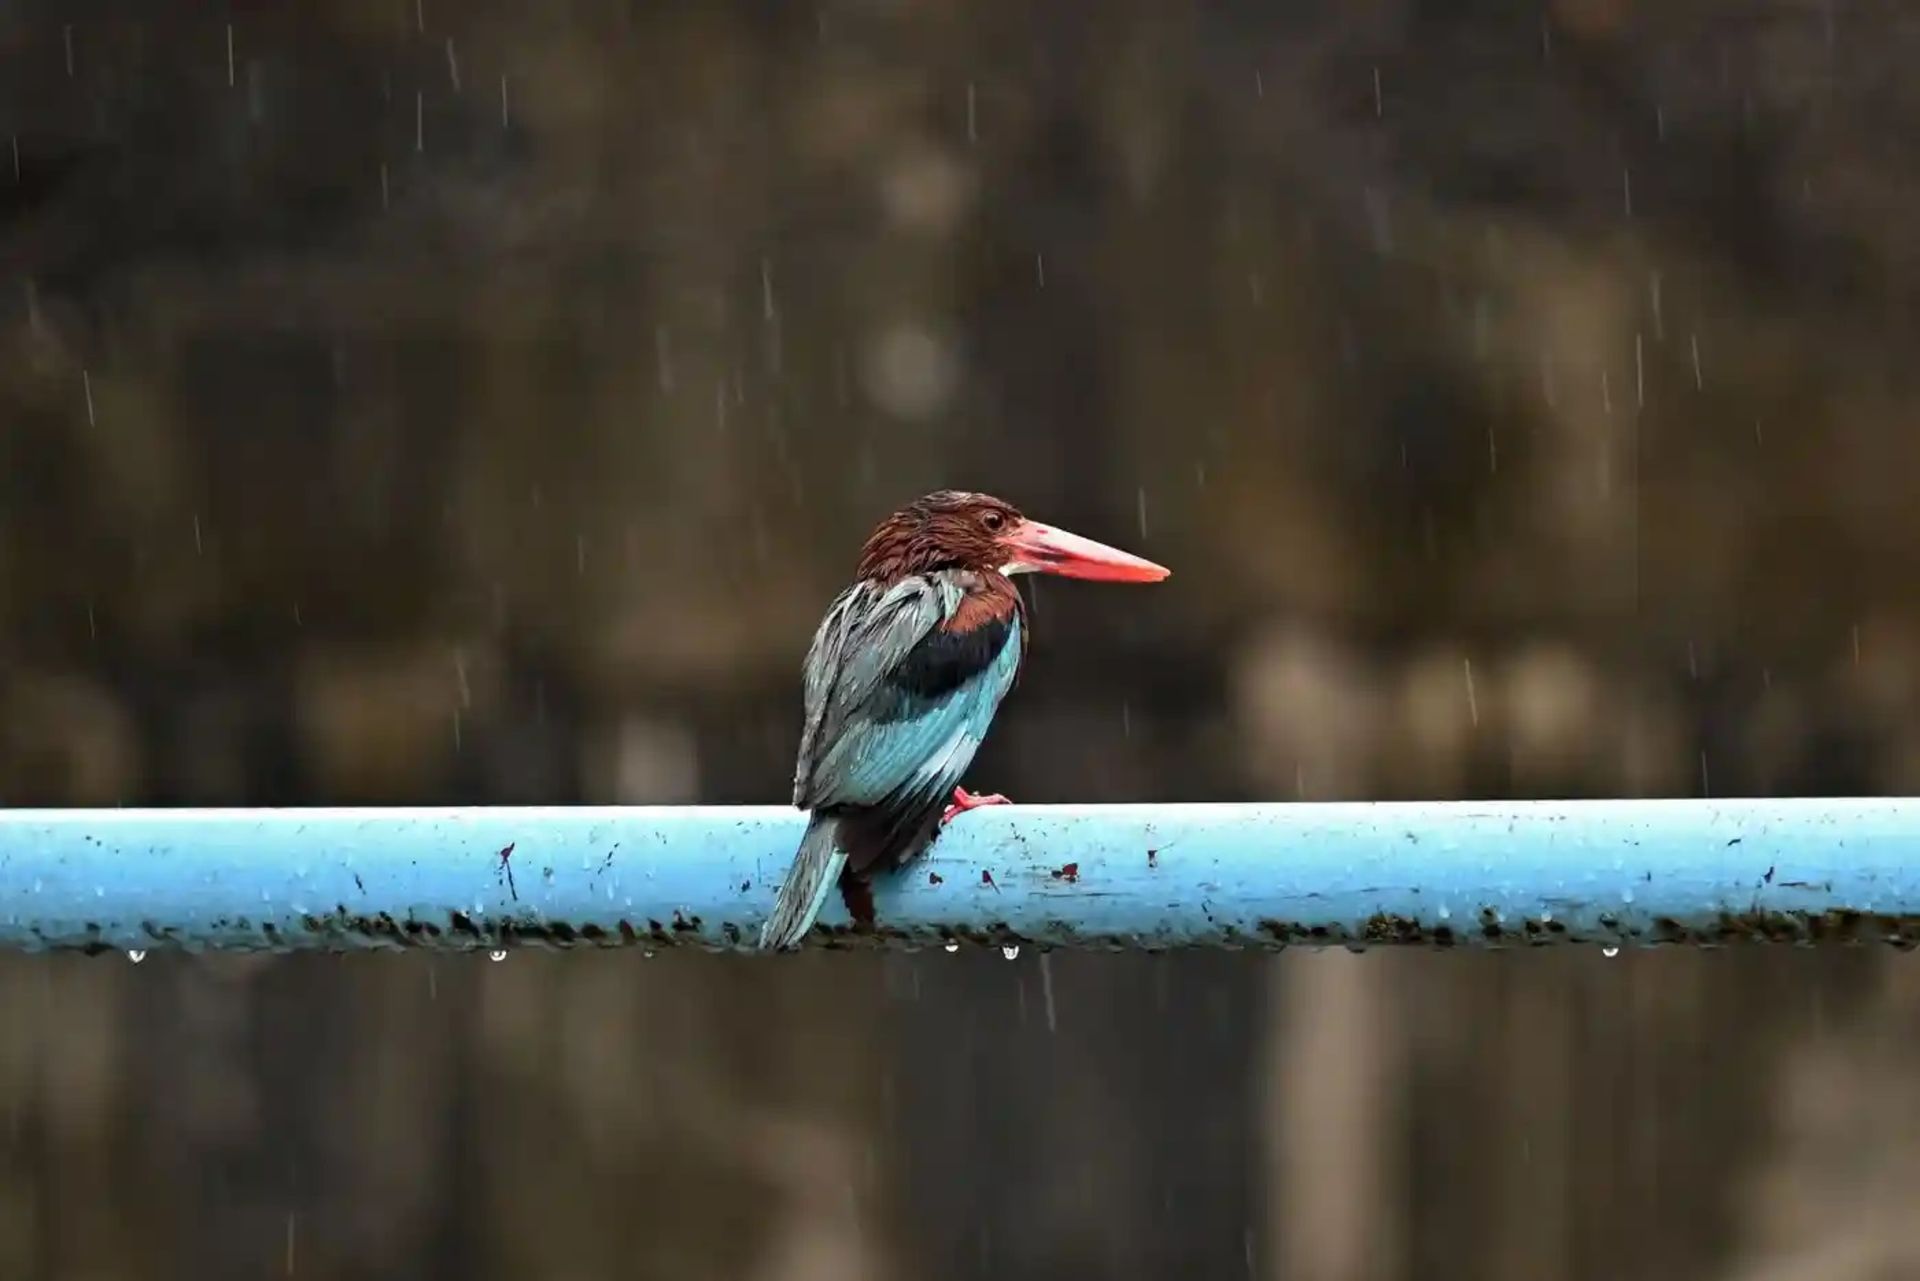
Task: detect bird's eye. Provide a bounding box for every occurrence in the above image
[982,511,1005,531]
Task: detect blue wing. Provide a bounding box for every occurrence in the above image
[794,572,1023,817]
[792,575,954,806]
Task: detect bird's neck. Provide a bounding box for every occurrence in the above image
[941,570,1022,628]
[860,560,1002,591]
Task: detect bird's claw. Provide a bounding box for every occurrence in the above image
[941,786,1012,826]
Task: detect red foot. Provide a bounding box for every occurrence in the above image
[941,786,1012,826]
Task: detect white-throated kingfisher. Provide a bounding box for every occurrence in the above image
[758,490,1170,950]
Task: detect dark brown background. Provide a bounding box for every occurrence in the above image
[2,1,1917,1277]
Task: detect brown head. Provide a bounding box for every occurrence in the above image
[854,490,1170,585]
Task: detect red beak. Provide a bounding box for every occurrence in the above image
[998,518,1170,583]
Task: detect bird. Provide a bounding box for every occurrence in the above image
[758,489,1170,950]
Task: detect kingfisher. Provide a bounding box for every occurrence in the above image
[758,490,1169,950]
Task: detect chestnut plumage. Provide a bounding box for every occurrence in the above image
[758,490,1169,950]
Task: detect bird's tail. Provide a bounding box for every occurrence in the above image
[759,813,848,951]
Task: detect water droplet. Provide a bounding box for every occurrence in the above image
[1602,945,1620,958]
[488,949,507,962]
[943,940,959,953]
[1437,903,1451,920]
[126,949,146,963]
[1001,945,1019,960]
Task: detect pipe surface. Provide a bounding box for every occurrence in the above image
[0,800,1913,952]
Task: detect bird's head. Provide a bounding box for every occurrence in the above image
[855,490,1170,585]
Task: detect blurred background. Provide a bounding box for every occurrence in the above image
[1,0,1918,1276]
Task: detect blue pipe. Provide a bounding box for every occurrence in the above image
[0,800,1912,952]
